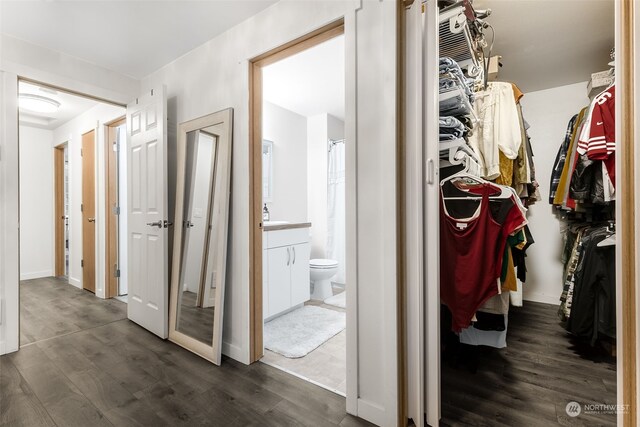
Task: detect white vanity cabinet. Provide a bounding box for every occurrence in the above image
[263,226,311,320]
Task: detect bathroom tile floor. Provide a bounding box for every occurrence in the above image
[261,286,347,395]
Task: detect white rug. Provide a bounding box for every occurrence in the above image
[264,306,346,358]
[324,291,346,309]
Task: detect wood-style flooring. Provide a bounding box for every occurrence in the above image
[441,301,617,426]
[0,277,374,427]
[176,290,214,344]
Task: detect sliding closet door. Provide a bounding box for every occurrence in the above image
[405,1,425,426]
[423,0,441,425]
[0,71,20,355]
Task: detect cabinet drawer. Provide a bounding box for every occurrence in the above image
[264,228,309,249]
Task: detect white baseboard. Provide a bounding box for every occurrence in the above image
[357,399,387,427]
[20,270,53,281]
[69,277,81,289]
[222,340,248,365]
[0,339,18,356]
[523,292,560,306]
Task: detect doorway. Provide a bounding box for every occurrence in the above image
[17,78,127,345]
[249,21,348,394]
[106,118,127,300]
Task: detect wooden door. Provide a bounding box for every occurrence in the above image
[82,130,96,293]
[127,87,169,338]
[54,145,66,277]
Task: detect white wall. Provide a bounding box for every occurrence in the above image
[307,114,328,258]
[307,113,344,259]
[18,126,55,280]
[52,103,126,295]
[141,2,399,425]
[263,101,307,223]
[520,81,590,304]
[1,34,139,105]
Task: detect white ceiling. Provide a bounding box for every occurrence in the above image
[0,0,278,79]
[263,35,345,120]
[1,1,614,99]
[475,0,615,93]
[18,81,99,130]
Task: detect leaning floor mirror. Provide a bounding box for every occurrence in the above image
[169,108,233,365]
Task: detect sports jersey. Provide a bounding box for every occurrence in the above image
[577,85,615,160]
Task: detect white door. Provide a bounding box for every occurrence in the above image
[126,86,169,338]
[290,243,310,306]
[423,1,442,425]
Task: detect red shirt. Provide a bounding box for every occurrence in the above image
[440,185,525,331]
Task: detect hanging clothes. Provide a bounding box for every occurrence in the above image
[468,82,522,180]
[440,183,526,332]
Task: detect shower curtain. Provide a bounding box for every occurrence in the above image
[327,142,346,285]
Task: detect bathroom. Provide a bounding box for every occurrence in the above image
[259,34,347,395]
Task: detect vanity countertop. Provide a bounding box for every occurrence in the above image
[263,222,311,231]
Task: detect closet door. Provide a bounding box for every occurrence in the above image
[423,0,442,425]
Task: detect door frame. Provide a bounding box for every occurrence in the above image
[617,1,636,424]
[248,20,345,362]
[54,143,67,277]
[105,117,126,298]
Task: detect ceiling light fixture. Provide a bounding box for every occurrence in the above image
[18,93,61,114]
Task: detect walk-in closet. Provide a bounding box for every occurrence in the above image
[424,1,618,425]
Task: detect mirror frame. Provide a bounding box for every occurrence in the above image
[168,108,233,365]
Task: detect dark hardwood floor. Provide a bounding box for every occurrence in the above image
[1,277,374,427]
[440,301,617,427]
[176,290,214,344]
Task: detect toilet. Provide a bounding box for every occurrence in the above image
[309,258,339,301]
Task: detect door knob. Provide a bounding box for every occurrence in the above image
[146,221,162,228]
[184,220,195,228]
[88,218,95,223]
[163,220,173,228]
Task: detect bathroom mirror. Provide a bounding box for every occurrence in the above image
[262,140,273,202]
[169,108,233,365]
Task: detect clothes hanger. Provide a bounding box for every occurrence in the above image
[597,221,616,247]
[440,169,512,200]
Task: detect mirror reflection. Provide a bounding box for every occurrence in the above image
[175,128,219,344]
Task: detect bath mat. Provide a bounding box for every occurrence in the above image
[324,291,346,309]
[264,305,345,358]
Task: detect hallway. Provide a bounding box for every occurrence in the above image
[1,278,372,426]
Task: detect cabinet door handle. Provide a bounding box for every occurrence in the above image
[286,247,290,266]
[292,246,296,264]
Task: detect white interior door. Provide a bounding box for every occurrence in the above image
[126,86,169,338]
[423,0,441,425]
